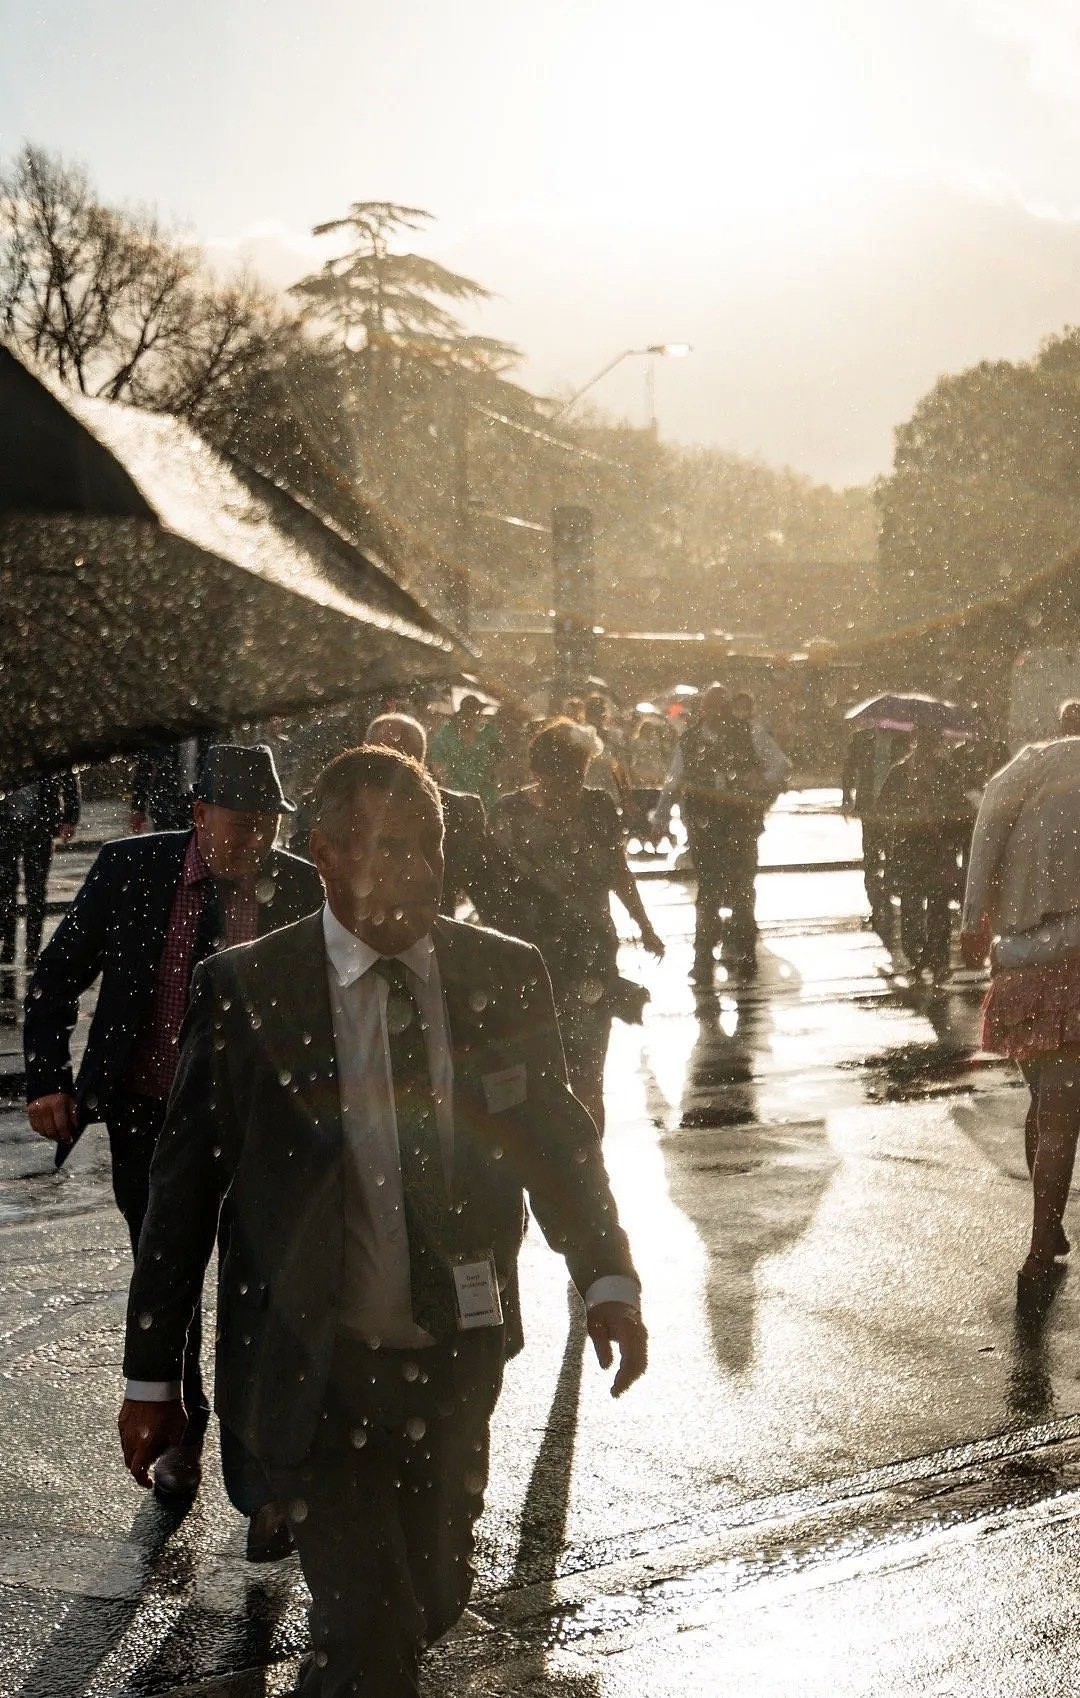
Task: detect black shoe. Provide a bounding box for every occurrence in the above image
[1016,1259,1065,1320]
[152,1443,203,1500]
[246,1501,296,1563]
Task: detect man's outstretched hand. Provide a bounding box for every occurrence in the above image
[119,1398,187,1487]
[587,1301,648,1397]
[27,1092,78,1143]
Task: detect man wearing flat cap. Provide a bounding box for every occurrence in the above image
[24,745,323,1524]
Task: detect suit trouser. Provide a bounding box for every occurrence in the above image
[893,843,952,972]
[106,1093,211,1447]
[860,820,889,922]
[689,814,759,962]
[267,1330,505,1698]
[0,822,53,964]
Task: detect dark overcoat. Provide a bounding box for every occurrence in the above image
[24,830,324,1151]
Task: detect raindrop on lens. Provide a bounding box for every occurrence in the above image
[401,1360,420,1382]
[290,1499,309,1522]
[386,995,412,1036]
[468,991,488,1013]
[464,1471,485,1495]
[350,1426,368,1448]
[138,1312,153,1330]
[406,1417,427,1441]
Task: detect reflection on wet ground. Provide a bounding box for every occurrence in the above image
[1,807,1079,1694]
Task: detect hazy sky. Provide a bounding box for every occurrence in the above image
[5,0,1080,485]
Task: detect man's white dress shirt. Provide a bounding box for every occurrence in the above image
[127,903,637,1399]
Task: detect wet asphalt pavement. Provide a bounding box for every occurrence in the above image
[2,794,1080,1694]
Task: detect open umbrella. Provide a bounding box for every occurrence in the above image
[0,347,469,785]
[844,693,976,738]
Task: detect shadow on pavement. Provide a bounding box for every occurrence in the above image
[454,1291,602,1697]
[12,1495,197,1698]
[654,954,839,1378]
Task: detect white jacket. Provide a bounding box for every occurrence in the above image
[962,737,1080,937]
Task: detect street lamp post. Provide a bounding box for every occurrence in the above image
[556,342,692,431]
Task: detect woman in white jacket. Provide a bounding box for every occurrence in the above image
[962,708,1080,1302]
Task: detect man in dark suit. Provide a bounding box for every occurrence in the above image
[119,746,646,1698]
[0,769,81,974]
[841,726,910,939]
[25,745,323,1519]
[365,712,495,918]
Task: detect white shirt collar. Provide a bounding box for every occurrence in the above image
[322,902,434,989]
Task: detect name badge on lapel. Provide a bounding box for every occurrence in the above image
[482,1063,527,1114]
[453,1254,504,1330]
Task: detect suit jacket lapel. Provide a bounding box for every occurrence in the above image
[255,912,342,1153]
[433,917,490,1059]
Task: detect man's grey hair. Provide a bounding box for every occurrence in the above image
[365,712,427,763]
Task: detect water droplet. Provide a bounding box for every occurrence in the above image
[464,1470,485,1495]
[314,1650,329,1669]
[290,1498,309,1522]
[278,1068,293,1086]
[405,1416,427,1441]
[469,990,489,1013]
[350,1425,368,1449]
[138,1311,153,1330]
[401,1360,420,1382]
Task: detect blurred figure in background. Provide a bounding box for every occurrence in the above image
[583,692,633,812]
[842,725,910,940]
[490,718,663,1131]
[658,684,766,983]
[130,737,211,834]
[875,726,969,982]
[729,690,792,950]
[430,694,501,810]
[490,699,533,796]
[962,710,1080,1303]
[0,769,80,979]
[628,714,677,846]
[365,713,496,920]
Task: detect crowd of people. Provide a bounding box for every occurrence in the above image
[9,675,796,1696]
[13,676,1080,1694]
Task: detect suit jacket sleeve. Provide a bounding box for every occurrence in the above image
[123,963,241,1381]
[512,949,638,1296]
[24,842,116,1100]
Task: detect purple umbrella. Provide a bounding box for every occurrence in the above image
[844,693,976,738]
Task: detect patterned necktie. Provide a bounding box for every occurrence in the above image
[374,957,458,1338]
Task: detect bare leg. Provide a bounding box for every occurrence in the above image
[1024,1086,1039,1177]
[1024,1081,1080,1272]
